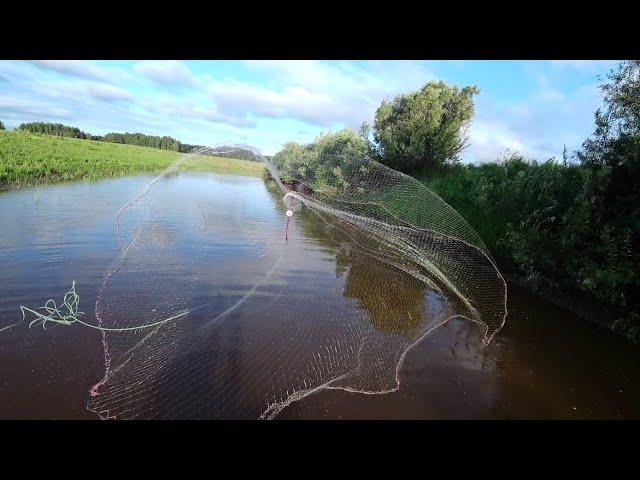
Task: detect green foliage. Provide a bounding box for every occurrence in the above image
[0,121,5,131]
[271,129,368,193]
[0,130,263,186]
[424,153,639,341]
[599,60,640,136]
[372,81,479,176]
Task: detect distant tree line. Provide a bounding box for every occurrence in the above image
[15,121,263,161]
[18,122,98,140]
[101,132,181,151]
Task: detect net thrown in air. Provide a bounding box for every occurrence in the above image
[86,146,507,419]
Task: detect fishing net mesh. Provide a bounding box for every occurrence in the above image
[83,146,506,419]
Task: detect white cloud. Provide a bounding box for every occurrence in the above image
[242,60,372,92]
[211,60,437,129]
[466,120,525,162]
[22,77,134,105]
[549,60,615,73]
[86,83,133,102]
[137,95,255,129]
[26,60,131,84]
[530,72,565,102]
[1,60,439,148]
[133,61,196,86]
[465,79,603,163]
[209,81,354,126]
[0,94,71,119]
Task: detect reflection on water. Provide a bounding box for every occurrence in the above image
[278,186,434,338]
[0,172,639,419]
[344,260,427,336]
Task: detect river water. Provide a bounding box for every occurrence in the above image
[1,172,638,419]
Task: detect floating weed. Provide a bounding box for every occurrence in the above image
[19,281,84,329]
[18,281,193,333]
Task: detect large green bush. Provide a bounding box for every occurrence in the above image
[271,129,368,193]
[425,152,639,341]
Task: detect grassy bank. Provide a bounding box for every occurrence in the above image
[422,157,639,342]
[0,130,263,186]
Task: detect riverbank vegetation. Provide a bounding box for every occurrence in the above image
[271,61,640,342]
[425,62,639,341]
[0,130,263,186]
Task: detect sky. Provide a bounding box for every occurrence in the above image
[0,60,618,160]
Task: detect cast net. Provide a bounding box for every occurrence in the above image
[69,145,506,419]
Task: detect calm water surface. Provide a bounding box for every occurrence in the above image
[1,172,639,419]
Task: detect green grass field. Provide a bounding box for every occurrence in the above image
[0,130,264,186]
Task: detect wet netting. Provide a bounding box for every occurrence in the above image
[17,146,507,419]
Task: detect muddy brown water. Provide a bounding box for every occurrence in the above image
[1,172,638,419]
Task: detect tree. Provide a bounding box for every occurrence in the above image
[571,60,640,337]
[372,81,479,175]
[600,60,640,137]
[0,120,5,130]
